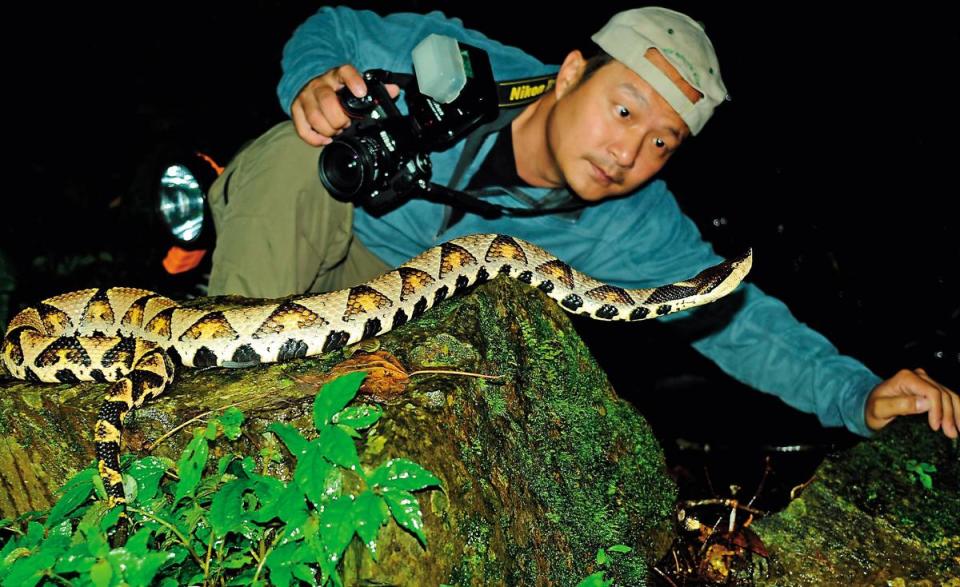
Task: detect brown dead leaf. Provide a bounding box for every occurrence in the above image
[292,350,410,403]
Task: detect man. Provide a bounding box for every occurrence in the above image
[206,6,958,440]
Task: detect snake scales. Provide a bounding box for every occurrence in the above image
[1,233,751,514]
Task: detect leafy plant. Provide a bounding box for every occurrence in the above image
[0,371,441,586]
[575,544,633,586]
[904,459,936,490]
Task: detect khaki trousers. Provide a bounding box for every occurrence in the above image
[207,122,390,298]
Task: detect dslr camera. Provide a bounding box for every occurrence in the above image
[318,39,498,213]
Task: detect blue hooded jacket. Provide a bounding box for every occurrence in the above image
[278,6,882,437]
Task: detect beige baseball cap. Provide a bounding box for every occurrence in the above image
[591,6,729,135]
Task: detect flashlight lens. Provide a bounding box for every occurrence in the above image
[159,164,205,242]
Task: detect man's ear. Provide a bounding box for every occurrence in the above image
[555,50,586,99]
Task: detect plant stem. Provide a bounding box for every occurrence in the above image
[126,505,206,568]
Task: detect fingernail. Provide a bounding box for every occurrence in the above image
[916,397,931,411]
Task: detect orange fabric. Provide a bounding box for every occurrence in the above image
[196,152,224,176]
[163,246,207,274]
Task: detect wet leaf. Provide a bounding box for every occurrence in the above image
[353,491,389,560]
[172,430,209,507]
[127,457,168,504]
[319,496,355,568]
[381,489,426,546]
[210,479,255,537]
[318,424,361,472]
[45,467,95,528]
[268,422,308,457]
[333,404,383,430]
[370,458,441,493]
[218,407,245,440]
[575,571,612,587]
[314,372,366,428]
[294,442,333,508]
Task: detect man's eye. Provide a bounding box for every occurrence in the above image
[617,105,630,118]
[654,137,666,148]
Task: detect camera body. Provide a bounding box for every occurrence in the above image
[318,42,498,213]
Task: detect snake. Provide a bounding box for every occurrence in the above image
[1,233,751,515]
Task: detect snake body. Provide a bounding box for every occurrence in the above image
[1,234,751,511]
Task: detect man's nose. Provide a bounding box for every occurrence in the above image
[609,130,643,168]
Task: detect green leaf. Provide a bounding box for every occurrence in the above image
[370,459,441,493]
[352,491,388,560]
[220,552,254,570]
[124,528,154,557]
[106,548,175,587]
[319,497,355,571]
[23,521,44,549]
[89,558,113,587]
[276,484,310,528]
[35,522,71,562]
[919,472,934,490]
[337,424,362,439]
[317,425,361,472]
[596,548,609,565]
[607,544,632,554]
[265,541,299,587]
[301,529,340,587]
[210,479,256,537]
[77,506,110,558]
[173,430,210,507]
[332,404,382,430]
[268,422,308,457]
[54,543,96,574]
[575,571,613,587]
[45,468,96,528]
[127,457,168,504]
[217,453,239,477]
[314,372,366,429]
[294,442,333,508]
[249,476,288,524]
[219,407,246,440]
[292,563,317,585]
[3,551,56,587]
[381,489,426,547]
[205,420,219,440]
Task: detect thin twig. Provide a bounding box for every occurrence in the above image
[408,369,503,380]
[144,396,265,452]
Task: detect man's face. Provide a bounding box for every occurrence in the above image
[546,51,698,202]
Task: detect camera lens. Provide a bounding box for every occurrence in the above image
[319,141,364,197]
[318,136,387,200]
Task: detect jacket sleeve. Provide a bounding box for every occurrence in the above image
[613,181,882,437]
[277,7,502,116]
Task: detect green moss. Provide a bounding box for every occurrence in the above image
[755,418,960,585]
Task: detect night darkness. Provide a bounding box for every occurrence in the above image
[4,2,958,495]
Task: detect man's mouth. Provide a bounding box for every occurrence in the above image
[589,161,617,186]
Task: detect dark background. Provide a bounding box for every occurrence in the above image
[4,2,958,504]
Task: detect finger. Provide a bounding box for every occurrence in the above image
[337,64,367,97]
[385,83,401,99]
[870,394,923,421]
[951,391,960,438]
[923,382,943,433]
[318,90,352,129]
[940,386,957,438]
[291,101,328,147]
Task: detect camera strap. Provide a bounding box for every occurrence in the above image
[437,75,587,233]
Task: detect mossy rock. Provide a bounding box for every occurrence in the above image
[0,277,677,585]
[754,418,960,586]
